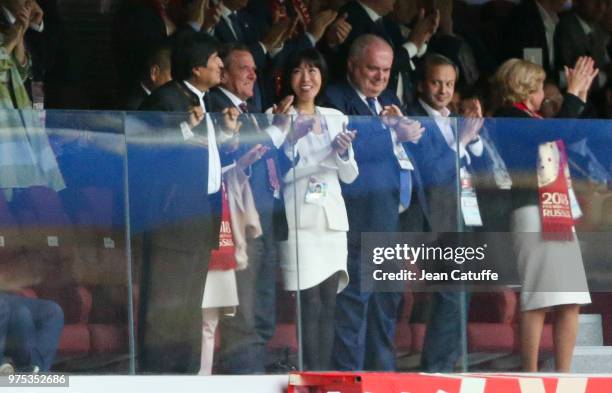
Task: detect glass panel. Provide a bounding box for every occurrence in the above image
[125,112,299,374]
[0,109,131,373]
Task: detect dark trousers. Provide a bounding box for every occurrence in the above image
[300,273,339,371]
[332,245,402,371]
[138,243,209,374]
[217,233,278,374]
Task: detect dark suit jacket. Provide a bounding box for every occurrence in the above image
[500,0,555,75]
[206,87,288,240]
[136,80,221,251]
[322,1,415,108]
[555,12,609,76]
[123,84,149,111]
[407,101,489,231]
[324,81,430,235]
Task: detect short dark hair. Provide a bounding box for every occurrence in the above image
[142,39,172,79]
[280,48,329,102]
[218,43,252,70]
[171,31,220,81]
[416,53,460,83]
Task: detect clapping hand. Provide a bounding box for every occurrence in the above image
[308,9,338,42]
[395,118,425,143]
[381,104,403,127]
[324,13,352,48]
[237,144,269,169]
[459,98,484,147]
[188,105,205,128]
[221,107,242,134]
[331,123,357,156]
[272,95,294,132]
[203,0,223,31]
[565,56,599,103]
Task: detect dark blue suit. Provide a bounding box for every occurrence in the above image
[324,81,428,370]
[407,101,481,372]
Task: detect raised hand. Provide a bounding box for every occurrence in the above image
[237,144,269,169]
[307,9,337,42]
[203,0,223,31]
[395,118,425,143]
[221,107,242,134]
[188,105,205,129]
[261,17,295,51]
[381,104,403,128]
[331,123,357,156]
[565,56,599,102]
[459,98,483,146]
[272,95,294,114]
[186,0,207,29]
[27,0,44,26]
[324,12,352,48]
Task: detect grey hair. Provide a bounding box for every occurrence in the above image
[348,34,392,62]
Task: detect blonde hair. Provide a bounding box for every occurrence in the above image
[491,59,546,107]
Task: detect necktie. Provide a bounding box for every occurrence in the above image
[229,12,245,42]
[400,170,412,209]
[267,158,281,198]
[366,97,379,115]
[238,102,248,113]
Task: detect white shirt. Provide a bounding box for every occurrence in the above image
[535,1,558,70]
[183,81,221,194]
[2,7,44,32]
[140,83,151,96]
[418,98,483,164]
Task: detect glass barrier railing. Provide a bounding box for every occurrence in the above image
[0,109,131,374]
[1,110,611,375]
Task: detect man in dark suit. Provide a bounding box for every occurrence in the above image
[324,0,438,109]
[325,34,428,371]
[555,0,609,88]
[500,0,565,77]
[122,41,172,110]
[206,43,288,374]
[408,53,484,372]
[136,31,223,374]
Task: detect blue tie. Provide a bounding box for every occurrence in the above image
[400,170,412,208]
[366,97,379,115]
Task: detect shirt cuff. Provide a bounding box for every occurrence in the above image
[305,32,316,46]
[467,137,484,157]
[402,41,418,59]
[417,42,427,57]
[30,20,44,33]
[188,21,202,32]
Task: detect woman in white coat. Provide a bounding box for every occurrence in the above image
[268,49,358,370]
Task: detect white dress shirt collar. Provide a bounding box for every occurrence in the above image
[419,98,451,118]
[357,1,382,22]
[183,80,207,109]
[576,13,593,35]
[218,86,247,109]
[140,83,152,96]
